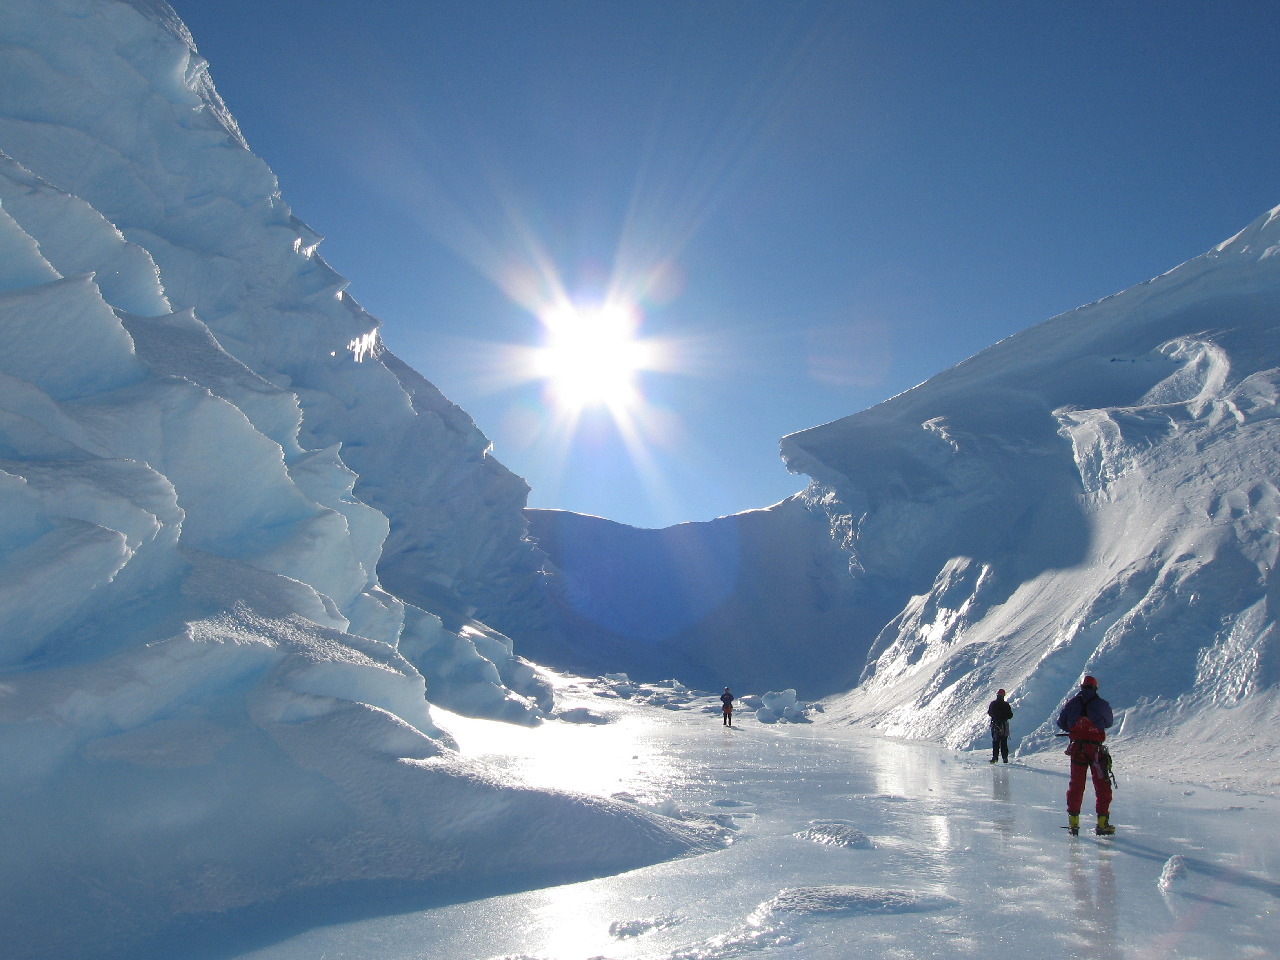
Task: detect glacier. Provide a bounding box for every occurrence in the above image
[0,2,717,958]
[2,1,1279,958]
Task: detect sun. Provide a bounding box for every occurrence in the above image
[533,301,655,411]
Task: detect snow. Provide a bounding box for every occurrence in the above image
[1,1,1279,957]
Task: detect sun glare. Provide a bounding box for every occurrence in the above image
[533,302,654,411]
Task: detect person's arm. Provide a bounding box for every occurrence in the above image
[1056,701,1073,732]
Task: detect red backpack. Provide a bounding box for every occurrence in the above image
[1066,715,1105,765]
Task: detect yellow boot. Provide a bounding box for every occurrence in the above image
[1068,814,1080,836]
[1096,814,1115,836]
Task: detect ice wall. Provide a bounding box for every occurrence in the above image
[525,499,884,697]
[0,3,709,956]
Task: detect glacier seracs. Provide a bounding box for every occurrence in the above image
[0,2,714,957]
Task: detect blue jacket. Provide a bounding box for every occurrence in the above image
[1057,687,1113,733]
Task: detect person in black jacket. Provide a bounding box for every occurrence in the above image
[1056,675,1115,835]
[987,689,1013,763]
[720,687,734,727]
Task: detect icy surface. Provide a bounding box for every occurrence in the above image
[208,681,1280,960]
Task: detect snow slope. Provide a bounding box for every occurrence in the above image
[0,3,712,957]
[787,208,1280,792]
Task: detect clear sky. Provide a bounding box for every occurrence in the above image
[175,0,1279,529]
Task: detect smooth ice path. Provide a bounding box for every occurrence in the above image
[225,678,1279,960]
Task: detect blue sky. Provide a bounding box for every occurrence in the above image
[176,0,1279,529]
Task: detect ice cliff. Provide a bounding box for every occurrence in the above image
[0,3,711,957]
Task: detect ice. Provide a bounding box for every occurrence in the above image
[794,820,874,849]
[1158,854,1188,891]
[750,884,958,919]
[754,688,812,723]
[609,914,686,938]
[0,4,708,955]
[214,685,1280,960]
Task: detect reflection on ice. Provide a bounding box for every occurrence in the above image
[438,705,684,803]
[526,882,623,960]
[1068,843,1120,960]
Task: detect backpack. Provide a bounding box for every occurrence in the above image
[1066,715,1105,765]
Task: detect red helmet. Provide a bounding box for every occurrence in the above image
[1082,676,1098,689]
[996,689,1006,696]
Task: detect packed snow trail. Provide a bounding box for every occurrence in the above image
[157,677,1279,960]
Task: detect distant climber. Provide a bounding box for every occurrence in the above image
[987,689,1013,763]
[1057,675,1116,835]
[720,687,734,727]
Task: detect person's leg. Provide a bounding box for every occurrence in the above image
[1066,762,1087,816]
[1092,763,1112,816]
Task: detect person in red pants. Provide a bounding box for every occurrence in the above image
[1056,676,1115,835]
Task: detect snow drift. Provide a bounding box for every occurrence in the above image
[0,3,712,957]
